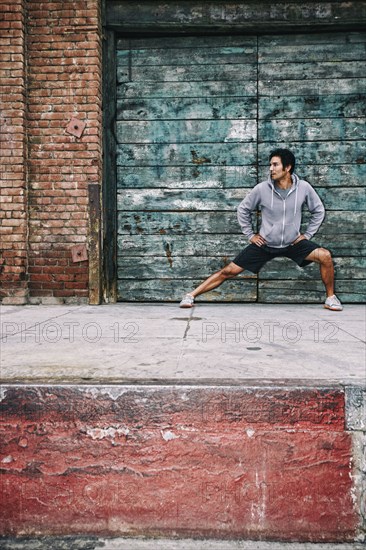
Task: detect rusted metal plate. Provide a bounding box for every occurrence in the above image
[65,117,86,139]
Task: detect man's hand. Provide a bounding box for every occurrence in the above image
[292,234,307,245]
[250,234,266,247]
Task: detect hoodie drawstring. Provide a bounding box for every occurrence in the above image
[294,184,298,216]
[271,186,274,209]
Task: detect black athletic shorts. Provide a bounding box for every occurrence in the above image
[232,240,321,274]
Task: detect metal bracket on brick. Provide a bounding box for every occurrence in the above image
[66,117,86,138]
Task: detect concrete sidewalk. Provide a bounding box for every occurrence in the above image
[0,537,365,550]
[0,303,365,386]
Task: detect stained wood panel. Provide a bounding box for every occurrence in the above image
[116,31,366,303]
[257,31,366,303]
[116,35,258,302]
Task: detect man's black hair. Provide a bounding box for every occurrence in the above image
[269,148,296,174]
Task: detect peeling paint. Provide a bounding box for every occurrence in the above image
[78,386,131,401]
[0,387,8,402]
[85,426,129,440]
[161,430,179,441]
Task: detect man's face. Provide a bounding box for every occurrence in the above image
[269,156,291,182]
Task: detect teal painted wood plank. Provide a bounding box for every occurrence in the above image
[117,80,257,99]
[118,235,246,257]
[303,212,365,234]
[258,32,366,47]
[258,141,366,166]
[117,256,254,279]
[260,257,366,280]
[117,188,249,211]
[117,143,257,166]
[117,279,257,303]
[117,211,363,236]
[117,165,257,189]
[117,97,257,121]
[117,35,257,50]
[117,63,257,83]
[259,61,366,81]
[259,94,366,120]
[117,234,365,258]
[257,164,366,187]
[259,118,366,142]
[316,188,366,211]
[259,78,366,96]
[258,280,365,303]
[117,45,256,66]
[116,120,257,144]
[258,43,366,63]
[117,255,365,281]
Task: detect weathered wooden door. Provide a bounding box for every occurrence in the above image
[116,32,365,302]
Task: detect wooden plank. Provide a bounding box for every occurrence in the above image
[117,256,255,279]
[117,97,257,121]
[258,43,366,63]
[260,257,366,280]
[258,32,366,47]
[117,35,257,50]
[117,188,249,211]
[310,188,365,211]
[117,255,365,281]
[117,142,257,166]
[258,141,366,166]
[117,63,257,83]
[117,278,257,303]
[117,120,257,144]
[102,29,118,303]
[117,80,257,99]
[117,166,258,189]
[107,2,366,33]
[259,78,366,96]
[259,61,366,81]
[259,118,365,143]
[117,234,365,257]
[116,186,364,213]
[117,211,364,236]
[118,212,249,235]
[257,165,366,187]
[258,280,365,303]
[116,45,257,66]
[259,94,366,120]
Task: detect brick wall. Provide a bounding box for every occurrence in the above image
[0,0,102,304]
[0,0,28,304]
[27,0,102,303]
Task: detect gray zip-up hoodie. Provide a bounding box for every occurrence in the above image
[237,174,325,248]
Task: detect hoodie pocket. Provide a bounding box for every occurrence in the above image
[285,223,300,244]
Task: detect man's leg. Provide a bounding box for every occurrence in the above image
[189,262,244,298]
[305,247,335,297]
[179,262,244,307]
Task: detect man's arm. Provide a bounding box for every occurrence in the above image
[303,183,325,239]
[237,186,261,243]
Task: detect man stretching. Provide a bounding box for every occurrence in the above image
[179,148,342,311]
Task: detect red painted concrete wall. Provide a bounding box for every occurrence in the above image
[0,385,360,540]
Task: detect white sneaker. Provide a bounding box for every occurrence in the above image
[179,294,195,308]
[324,295,343,311]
